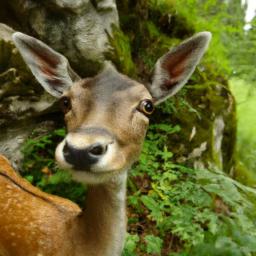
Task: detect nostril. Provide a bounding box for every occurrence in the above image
[88,143,107,156]
[63,142,70,156]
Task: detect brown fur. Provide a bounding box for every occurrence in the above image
[0,154,127,256]
[0,155,81,256]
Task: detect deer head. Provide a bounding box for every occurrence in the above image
[12,32,211,184]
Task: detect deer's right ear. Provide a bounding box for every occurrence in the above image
[12,32,80,98]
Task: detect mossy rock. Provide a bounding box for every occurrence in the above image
[0,24,53,123]
[105,24,136,77]
[0,23,59,164]
[154,80,236,174]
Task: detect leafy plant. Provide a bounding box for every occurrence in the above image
[122,234,140,256]
[21,128,86,206]
[144,235,163,255]
[123,122,256,255]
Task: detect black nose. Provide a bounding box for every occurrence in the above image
[63,142,107,171]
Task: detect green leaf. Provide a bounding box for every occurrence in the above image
[24,175,34,183]
[48,170,72,185]
[141,195,163,223]
[122,233,140,256]
[144,235,163,255]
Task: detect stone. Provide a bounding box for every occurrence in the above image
[0,23,57,165]
[0,0,119,76]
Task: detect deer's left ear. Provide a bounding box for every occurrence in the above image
[148,32,212,104]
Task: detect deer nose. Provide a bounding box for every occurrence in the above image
[63,142,108,171]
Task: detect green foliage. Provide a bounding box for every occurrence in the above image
[21,128,86,206]
[123,123,256,255]
[106,24,136,76]
[149,0,175,12]
[230,79,256,185]
[144,235,163,255]
[229,12,256,86]
[123,234,140,256]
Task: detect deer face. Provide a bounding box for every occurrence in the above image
[13,32,211,184]
[56,69,152,183]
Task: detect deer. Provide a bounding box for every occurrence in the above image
[0,31,211,256]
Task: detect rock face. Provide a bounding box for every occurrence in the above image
[163,83,236,174]
[0,0,118,76]
[0,1,119,165]
[0,24,57,165]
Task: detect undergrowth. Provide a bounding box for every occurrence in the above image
[21,123,256,255]
[19,1,256,255]
[21,129,86,206]
[123,123,256,256]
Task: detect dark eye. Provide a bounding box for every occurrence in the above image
[60,97,71,114]
[137,99,155,116]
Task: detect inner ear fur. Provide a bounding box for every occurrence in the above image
[12,32,80,98]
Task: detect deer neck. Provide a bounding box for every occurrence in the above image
[78,171,127,256]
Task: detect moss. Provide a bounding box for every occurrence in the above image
[116,0,195,79]
[148,0,195,39]
[116,0,134,14]
[132,20,181,78]
[105,25,136,76]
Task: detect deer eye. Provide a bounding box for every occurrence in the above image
[137,99,155,116]
[60,97,71,114]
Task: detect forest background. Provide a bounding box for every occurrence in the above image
[1,0,256,255]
